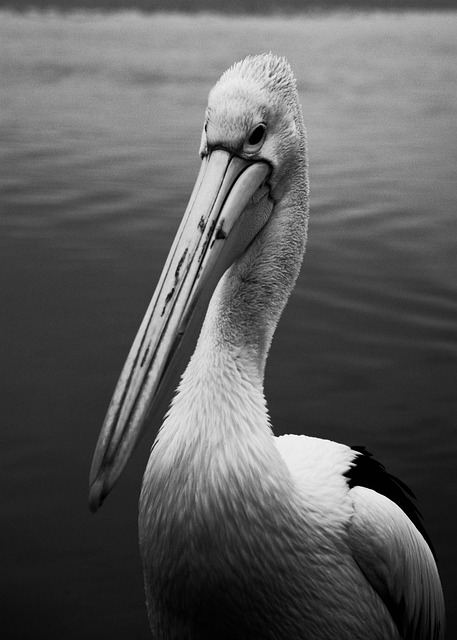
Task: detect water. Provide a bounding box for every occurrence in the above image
[1,10,456,638]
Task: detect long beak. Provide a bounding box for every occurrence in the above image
[89,149,272,511]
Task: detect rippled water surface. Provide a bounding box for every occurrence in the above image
[1,10,456,638]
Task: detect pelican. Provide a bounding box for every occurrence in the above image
[89,54,445,639]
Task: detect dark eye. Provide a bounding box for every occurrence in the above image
[248,124,266,146]
[244,123,267,153]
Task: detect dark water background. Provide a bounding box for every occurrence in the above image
[1,10,456,638]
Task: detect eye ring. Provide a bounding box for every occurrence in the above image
[244,123,267,153]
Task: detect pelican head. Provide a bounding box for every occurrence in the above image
[89,53,309,511]
[203,55,307,198]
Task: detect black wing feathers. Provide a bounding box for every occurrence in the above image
[344,445,436,559]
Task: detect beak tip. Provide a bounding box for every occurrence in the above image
[88,476,107,513]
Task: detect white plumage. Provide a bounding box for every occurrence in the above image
[90,54,445,639]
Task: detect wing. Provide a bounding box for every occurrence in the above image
[348,485,445,640]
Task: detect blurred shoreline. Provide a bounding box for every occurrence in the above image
[1,5,456,21]
[1,0,457,14]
